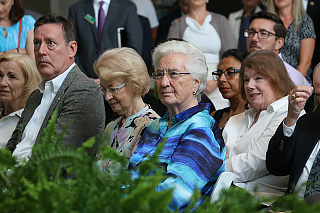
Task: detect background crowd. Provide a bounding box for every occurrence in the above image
[1,0,320,211]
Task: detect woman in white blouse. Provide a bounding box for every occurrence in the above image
[223,50,297,204]
[0,53,41,148]
[167,0,236,110]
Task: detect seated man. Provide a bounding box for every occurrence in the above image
[266,85,319,201]
[246,11,310,87]
[6,14,105,161]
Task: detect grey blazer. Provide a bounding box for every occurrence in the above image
[6,65,106,157]
[68,0,143,78]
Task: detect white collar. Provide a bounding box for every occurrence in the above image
[39,63,75,94]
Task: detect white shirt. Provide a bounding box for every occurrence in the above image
[183,14,221,65]
[93,0,111,28]
[130,0,159,28]
[283,121,320,198]
[0,108,23,149]
[223,96,291,203]
[12,63,75,162]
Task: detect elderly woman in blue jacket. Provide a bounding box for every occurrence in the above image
[128,39,226,211]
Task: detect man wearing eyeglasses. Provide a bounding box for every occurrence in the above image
[246,11,310,87]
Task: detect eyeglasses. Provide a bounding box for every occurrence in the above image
[152,70,190,80]
[244,29,277,39]
[212,68,240,80]
[101,83,126,96]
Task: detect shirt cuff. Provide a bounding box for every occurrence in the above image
[283,120,296,137]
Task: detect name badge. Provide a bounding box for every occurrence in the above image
[84,14,95,25]
[17,123,25,132]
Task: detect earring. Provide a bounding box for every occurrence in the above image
[193,91,196,95]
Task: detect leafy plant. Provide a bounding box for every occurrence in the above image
[0,111,318,212]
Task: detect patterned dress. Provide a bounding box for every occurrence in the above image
[99,105,159,172]
[128,103,226,211]
[281,15,316,83]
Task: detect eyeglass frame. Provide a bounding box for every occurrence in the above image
[101,83,126,96]
[244,29,277,39]
[152,70,190,80]
[212,68,240,81]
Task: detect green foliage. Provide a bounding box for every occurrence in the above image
[0,111,318,212]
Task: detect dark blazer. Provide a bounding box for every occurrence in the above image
[68,0,143,78]
[266,111,320,194]
[6,65,106,157]
[306,0,320,68]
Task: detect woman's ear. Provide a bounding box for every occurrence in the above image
[194,79,200,92]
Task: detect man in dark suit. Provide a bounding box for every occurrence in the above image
[6,14,105,160]
[266,85,320,200]
[68,0,143,83]
[305,0,320,69]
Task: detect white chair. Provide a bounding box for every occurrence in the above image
[210,171,234,203]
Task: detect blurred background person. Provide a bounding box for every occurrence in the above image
[0,53,41,148]
[268,0,316,84]
[228,0,262,50]
[94,47,159,172]
[156,0,189,44]
[211,49,249,130]
[129,40,225,211]
[223,50,295,204]
[0,0,36,60]
[167,0,236,110]
[130,0,159,43]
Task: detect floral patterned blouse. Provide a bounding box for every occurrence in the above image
[281,15,316,83]
[98,105,159,172]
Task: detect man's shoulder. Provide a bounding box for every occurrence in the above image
[65,65,99,89]
[297,111,320,127]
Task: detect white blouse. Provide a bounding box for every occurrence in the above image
[0,108,23,149]
[223,96,290,203]
[183,14,221,65]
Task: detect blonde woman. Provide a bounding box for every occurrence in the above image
[94,47,159,172]
[0,53,41,148]
[268,0,316,83]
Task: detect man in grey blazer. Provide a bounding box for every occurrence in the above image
[68,0,143,81]
[6,14,105,160]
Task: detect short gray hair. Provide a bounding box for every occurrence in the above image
[152,40,208,102]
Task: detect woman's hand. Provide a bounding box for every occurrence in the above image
[285,85,313,126]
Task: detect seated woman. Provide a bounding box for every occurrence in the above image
[128,40,225,211]
[0,53,41,148]
[222,50,295,203]
[0,0,36,60]
[94,47,160,172]
[211,49,249,130]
